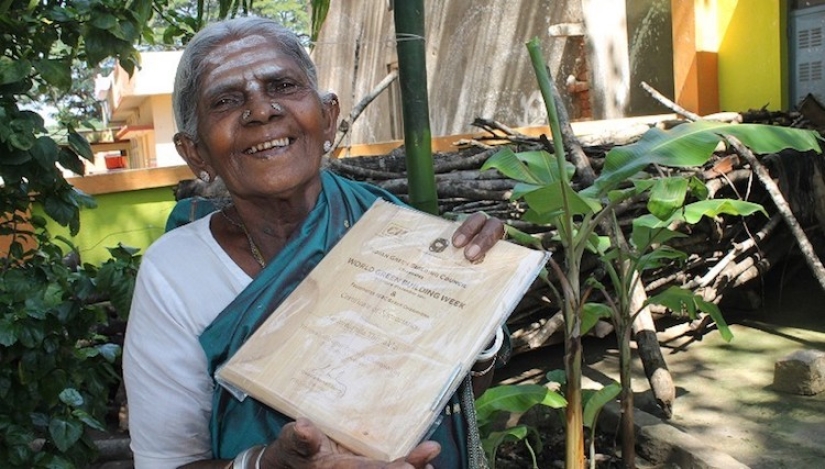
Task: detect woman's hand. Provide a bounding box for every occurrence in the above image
[451,212,506,263]
[260,418,440,469]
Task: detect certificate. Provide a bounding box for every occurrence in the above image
[217,199,548,461]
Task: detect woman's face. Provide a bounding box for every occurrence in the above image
[186,34,334,203]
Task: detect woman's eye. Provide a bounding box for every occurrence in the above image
[271,81,299,94]
[213,96,240,110]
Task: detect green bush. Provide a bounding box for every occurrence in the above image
[0,220,140,468]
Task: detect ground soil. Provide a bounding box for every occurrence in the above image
[491,257,825,469]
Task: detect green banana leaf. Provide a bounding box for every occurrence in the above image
[582,302,613,335]
[584,122,823,198]
[634,198,766,229]
[582,382,621,429]
[475,384,567,426]
[631,198,765,249]
[523,180,601,219]
[481,425,542,469]
[482,147,575,188]
[647,286,733,341]
[647,177,689,220]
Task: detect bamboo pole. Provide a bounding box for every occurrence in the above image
[393,1,437,214]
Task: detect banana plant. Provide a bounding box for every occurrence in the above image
[475,384,566,468]
[482,37,823,469]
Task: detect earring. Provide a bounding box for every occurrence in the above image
[199,171,211,183]
[242,110,251,121]
[271,102,284,112]
[323,141,332,153]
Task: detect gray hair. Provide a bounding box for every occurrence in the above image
[172,17,319,140]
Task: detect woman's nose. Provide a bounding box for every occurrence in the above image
[243,97,284,124]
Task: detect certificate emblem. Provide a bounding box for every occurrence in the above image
[429,237,449,253]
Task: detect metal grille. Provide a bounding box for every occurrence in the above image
[791,6,825,106]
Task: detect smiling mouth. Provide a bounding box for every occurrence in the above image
[244,137,291,155]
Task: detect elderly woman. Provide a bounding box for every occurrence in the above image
[123,17,506,469]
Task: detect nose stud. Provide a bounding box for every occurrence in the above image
[271,102,284,112]
[242,110,251,121]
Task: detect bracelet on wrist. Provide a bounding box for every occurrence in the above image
[233,444,266,469]
[476,327,504,362]
[471,357,496,377]
[254,444,267,469]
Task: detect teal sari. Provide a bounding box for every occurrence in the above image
[188,170,470,467]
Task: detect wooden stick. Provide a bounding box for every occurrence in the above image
[696,213,782,287]
[640,81,702,122]
[629,275,675,418]
[728,135,825,291]
[333,70,398,150]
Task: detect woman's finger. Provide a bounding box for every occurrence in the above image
[452,213,505,262]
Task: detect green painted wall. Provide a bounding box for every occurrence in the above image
[717,0,788,111]
[45,187,178,265]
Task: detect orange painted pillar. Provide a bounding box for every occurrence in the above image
[671,0,720,116]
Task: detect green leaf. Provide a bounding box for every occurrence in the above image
[647,286,733,341]
[59,388,84,407]
[107,243,141,259]
[582,302,613,335]
[0,317,19,346]
[83,29,116,66]
[33,59,72,90]
[687,175,710,200]
[18,321,45,348]
[517,149,575,183]
[475,384,566,424]
[586,122,823,197]
[48,417,83,452]
[630,218,686,250]
[95,343,121,362]
[29,136,60,168]
[585,234,611,255]
[481,425,539,464]
[43,195,76,228]
[112,19,140,43]
[523,180,600,218]
[545,369,566,386]
[58,147,85,175]
[0,57,31,85]
[72,409,106,432]
[637,246,687,272]
[482,147,544,185]
[90,13,118,31]
[67,128,93,161]
[648,177,689,220]
[635,199,766,229]
[582,382,621,429]
[680,199,766,224]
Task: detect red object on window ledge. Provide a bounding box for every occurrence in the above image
[104,155,127,170]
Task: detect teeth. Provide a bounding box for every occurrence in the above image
[246,138,289,154]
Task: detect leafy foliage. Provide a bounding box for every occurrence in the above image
[151,0,311,48]
[476,384,566,468]
[2,1,320,466]
[482,37,824,469]
[0,227,141,467]
[1,0,154,233]
[1,0,154,466]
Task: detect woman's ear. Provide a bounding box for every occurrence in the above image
[174,133,212,179]
[322,92,340,142]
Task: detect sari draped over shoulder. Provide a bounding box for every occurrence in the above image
[197,170,469,467]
